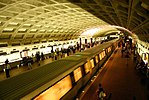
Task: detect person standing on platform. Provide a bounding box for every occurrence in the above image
[54,51,57,60]
[27,57,32,69]
[98,88,106,100]
[96,83,106,100]
[41,52,44,60]
[5,59,11,78]
[97,83,103,94]
[36,52,40,66]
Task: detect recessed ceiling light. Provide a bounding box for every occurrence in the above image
[18,28,27,32]
[36,25,41,27]
[9,22,18,25]
[45,25,49,28]
[39,29,45,32]
[30,29,37,32]
[24,24,31,27]
[3,28,14,31]
[16,18,24,21]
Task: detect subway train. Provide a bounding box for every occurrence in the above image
[0,38,119,100]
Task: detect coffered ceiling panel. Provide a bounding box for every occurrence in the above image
[0,0,113,46]
[0,0,148,46]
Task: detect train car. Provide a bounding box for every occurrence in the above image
[0,39,119,100]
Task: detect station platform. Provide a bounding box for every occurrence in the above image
[80,47,149,100]
[0,53,73,81]
[0,46,149,100]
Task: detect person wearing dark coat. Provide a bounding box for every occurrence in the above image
[5,59,11,78]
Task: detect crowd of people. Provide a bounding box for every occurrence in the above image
[2,39,109,78]
[119,36,149,77]
[119,36,133,58]
[135,58,149,77]
[3,45,79,78]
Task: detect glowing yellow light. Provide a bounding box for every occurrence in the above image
[81,28,101,36]
[81,25,132,36]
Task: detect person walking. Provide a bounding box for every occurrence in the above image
[97,83,103,94]
[36,52,40,66]
[27,57,32,69]
[5,59,11,78]
[97,83,106,100]
[98,88,106,100]
[41,52,44,60]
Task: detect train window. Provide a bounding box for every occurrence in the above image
[73,67,82,82]
[95,56,99,63]
[99,51,106,60]
[103,51,106,58]
[90,59,94,68]
[34,75,72,100]
[107,47,111,52]
[84,61,90,74]
[103,52,105,58]
[99,53,102,60]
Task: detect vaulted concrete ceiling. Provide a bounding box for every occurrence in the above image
[68,0,149,42]
[0,0,148,46]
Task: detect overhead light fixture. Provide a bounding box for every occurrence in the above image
[47,30,52,32]
[18,28,27,32]
[9,22,18,25]
[45,25,49,28]
[30,29,37,32]
[0,15,7,18]
[81,28,102,36]
[24,24,31,27]
[36,25,42,27]
[16,18,24,21]
[39,29,45,32]
[60,30,64,32]
[3,28,14,31]
[30,19,36,22]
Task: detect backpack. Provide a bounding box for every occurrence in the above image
[99,91,106,100]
